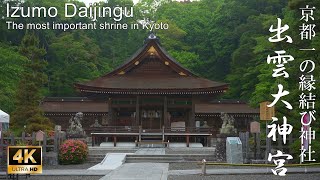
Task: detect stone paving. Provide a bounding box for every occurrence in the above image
[169,167,320,176]
[100,163,169,180]
[135,148,165,155]
[1,165,320,179]
[2,146,320,179]
[88,153,130,170]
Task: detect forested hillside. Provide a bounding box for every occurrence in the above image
[0,0,319,130]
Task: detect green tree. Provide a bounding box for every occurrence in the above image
[0,43,26,113]
[11,32,53,133]
[48,31,104,96]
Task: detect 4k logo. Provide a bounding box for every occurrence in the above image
[8,146,42,174]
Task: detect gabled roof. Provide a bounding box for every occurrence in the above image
[40,97,108,113]
[75,34,228,95]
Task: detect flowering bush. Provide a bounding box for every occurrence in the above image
[47,130,55,138]
[58,139,88,164]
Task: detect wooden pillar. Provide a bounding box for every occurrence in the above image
[135,96,140,126]
[54,132,58,152]
[186,135,190,147]
[113,136,117,147]
[139,126,142,142]
[43,133,47,157]
[164,96,168,128]
[189,96,195,127]
[108,97,113,125]
[92,135,95,147]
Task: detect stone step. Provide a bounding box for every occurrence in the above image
[88,149,137,155]
[125,156,183,163]
[87,153,216,163]
[125,154,216,163]
[141,135,163,139]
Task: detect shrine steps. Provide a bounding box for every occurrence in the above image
[87,154,216,163]
[125,154,216,163]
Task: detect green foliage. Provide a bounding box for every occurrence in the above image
[59,139,88,165]
[48,31,102,96]
[0,44,26,113]
[0,1,319,162]
[290,129,320,164]
[10,32,53,133]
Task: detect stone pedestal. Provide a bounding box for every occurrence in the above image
[215,133,237,162]
[43,152,58,165]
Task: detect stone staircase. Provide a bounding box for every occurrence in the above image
[87,147,216,163]
[139,134,166,148]
[125,154,215,163]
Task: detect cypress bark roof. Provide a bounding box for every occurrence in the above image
[75,34,228,94]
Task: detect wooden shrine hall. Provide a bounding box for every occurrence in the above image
[41,33,259,146]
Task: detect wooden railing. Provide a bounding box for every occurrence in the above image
[0,131,66,164]
[90,126,217,146]
[88,126,216,134]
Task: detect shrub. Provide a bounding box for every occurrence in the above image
[58,139,88,164]
[290,137,320,163]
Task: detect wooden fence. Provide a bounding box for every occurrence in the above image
[0,131,66,163]
[239,131,295,162]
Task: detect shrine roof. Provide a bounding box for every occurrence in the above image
[40,97,108,113]
[75,34,228,94]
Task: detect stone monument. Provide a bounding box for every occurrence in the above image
[216,112,238,162]
[67,112,86,137]
[226,137,243,164]
[219,112,237,134]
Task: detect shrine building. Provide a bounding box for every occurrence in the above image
[40,34,259,146]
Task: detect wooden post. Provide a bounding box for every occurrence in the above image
[43,133,47,157]
[22,132,26,144]
[265,122,271,161]
[163,96,168,128]
[186,135,190,147]
[108,97,113,125]
[113,136,117,147]
[136,96,140,126]
[139,126,142,142]
[92,135,95,147]
[10,134,15,145]
[245,132,249,161]
[32,132,36,145]
[257,133,261,158]
[254,133,257,159]
[189,96,195,127]
[162,125,165,142]
[54,132,58,152]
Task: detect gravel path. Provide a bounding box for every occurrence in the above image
[168,173,320,180]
